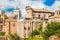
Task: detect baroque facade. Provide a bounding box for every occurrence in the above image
[0,6,60,38]
[17,6,60,38]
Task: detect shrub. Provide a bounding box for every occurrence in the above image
[0,31,5,36]
[31,23,43,37]
[7,33,20,40]
[43,22,60,40]
[31,30,40,37]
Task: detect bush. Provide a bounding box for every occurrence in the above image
[31,30,40,37]
[31,23,43,37]
[0,31,5,36]
[53,30,60,38]
[7,33,20,40]
[43,22,60,40]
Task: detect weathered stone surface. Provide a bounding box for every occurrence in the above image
[49,36,60,40]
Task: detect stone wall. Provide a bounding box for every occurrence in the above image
[49,36,60,40]
[0,37,7,40]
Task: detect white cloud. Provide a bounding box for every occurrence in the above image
[0,0,60,18]
[0,0,59,10]
[30,1,46,9]
[47,1,60,12]
[0,0,18,9]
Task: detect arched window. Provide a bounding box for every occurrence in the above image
[38,15,40,19]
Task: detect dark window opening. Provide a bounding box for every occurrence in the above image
[24,27,26,30]
[14,15,17,19]
[28,27,30,30]
[0,21,3,23]
[0,15,1,17]
[38,15,40,19]
[45,21,48,23]
[0,25,3,31]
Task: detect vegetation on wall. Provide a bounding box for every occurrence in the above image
[31,30,40,37]
[43,22,60,39]
[0,31,5,36]
[7,33,20,40]
[30,22,60,40]
[31,23,43,37]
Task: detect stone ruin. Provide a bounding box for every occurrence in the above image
[49,36,60,40]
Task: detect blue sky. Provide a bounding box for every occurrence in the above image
[0,0,60,12]
[44,0,55,6]
[5,7,15,12]
[32,0,55,6]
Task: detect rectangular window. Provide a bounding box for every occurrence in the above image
[0,15,1,17]
[0,21,3,23]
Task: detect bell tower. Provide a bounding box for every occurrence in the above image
[13,7,21,20]
[25,6,33,19]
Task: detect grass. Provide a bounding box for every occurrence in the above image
[24,37,43,40]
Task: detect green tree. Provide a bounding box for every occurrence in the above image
[38,23,43,36]
[54,30,60,38]
[31,30,40,37]
[43,22,60,40]
[7,33,20,40]
[13,33,20,40]
[1,10,5,15]
[31,23,43,37]
[31,22,60,40]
